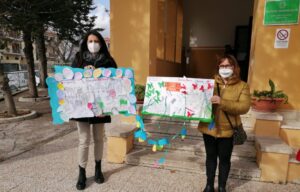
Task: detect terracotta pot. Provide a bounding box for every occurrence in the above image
[251,97,285,112]
[136,102,144,116]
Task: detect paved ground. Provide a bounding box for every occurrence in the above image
[1,131,300,192]
[0,90,75,161]
[0,90,300,192]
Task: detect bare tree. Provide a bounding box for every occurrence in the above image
[53,40,78,64]
[0,39,17,116]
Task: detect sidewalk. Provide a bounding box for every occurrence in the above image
[0,91,300,191]
[0,89,75,161]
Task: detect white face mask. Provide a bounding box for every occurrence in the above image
[219,68,233,78]
[87,42,100,53]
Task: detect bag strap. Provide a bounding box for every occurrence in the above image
[216,83,235,129]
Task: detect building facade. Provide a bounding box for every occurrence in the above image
[110,0,300,110]
[0,28,63,73]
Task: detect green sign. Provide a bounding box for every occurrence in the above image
[264,0,300,25]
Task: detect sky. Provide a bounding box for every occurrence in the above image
[91,0,110,38]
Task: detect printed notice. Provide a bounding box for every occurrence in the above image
[274,28,291,48]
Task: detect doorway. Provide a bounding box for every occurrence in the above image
[182,0,254,81]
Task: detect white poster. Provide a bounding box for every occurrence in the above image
[142,77,214,122]
[274,28,290,48]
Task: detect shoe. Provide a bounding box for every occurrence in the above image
[203,185,214,192]
[95,160,105,184]
[218,187,226,192]
[76,166,86,190]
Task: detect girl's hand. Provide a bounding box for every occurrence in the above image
[97,115,106,118]
[211,95,221,104]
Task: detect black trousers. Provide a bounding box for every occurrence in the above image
[203,134,233,187]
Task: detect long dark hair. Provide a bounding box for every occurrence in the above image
[75,30,113,67]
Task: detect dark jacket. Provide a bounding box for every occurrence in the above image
[71,52,117,124]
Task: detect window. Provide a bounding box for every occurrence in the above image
[12,43,21,53]
[9,31,20,39]
[6,56,9,60]
[15,57,19,60]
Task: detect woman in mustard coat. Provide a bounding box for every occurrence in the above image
[199,55,251,192]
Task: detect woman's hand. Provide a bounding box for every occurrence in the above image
[97,115,106,118]
[211,95,221,104]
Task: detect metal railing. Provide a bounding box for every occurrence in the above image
[3,70,40,91]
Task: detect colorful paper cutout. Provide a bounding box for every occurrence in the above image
[158,157,166,164]
[129,105,136,115]
[54,73,63,82]
[134,129,147,142]
[56,90,65,99]
[59,99,65,105]
[60,112,69,122]
[103,69,112,77]
[74,72,83,80]
[87,103,93,109]
[63,68,74,80]
[116,69,123,78]
[93,68,102,78]
[125,69,133,78]
[83,69,93,78]
[57,83,64,90]
[181,126,187,140]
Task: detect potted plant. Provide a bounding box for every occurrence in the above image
[251,79,288,112]
[135,84,145,104]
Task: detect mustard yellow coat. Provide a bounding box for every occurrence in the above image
[198,75,251,138]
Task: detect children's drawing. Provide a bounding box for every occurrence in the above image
[46,66,136,124]
[142,77,214,122]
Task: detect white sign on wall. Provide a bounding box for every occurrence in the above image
[274,28,290,48]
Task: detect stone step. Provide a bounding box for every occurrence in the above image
[126,148,261,181]
[143,122,255,142]
[134,132,256,159]
[255,136,293,155]
[289,154,300,164]
[142,112,255,129]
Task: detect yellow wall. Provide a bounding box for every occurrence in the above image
[149,0,158,77]
[155,0,183,77]
[248,0,300,109]
[111,0,184,83]
[110,0,151,84]
[287,162,300,182]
